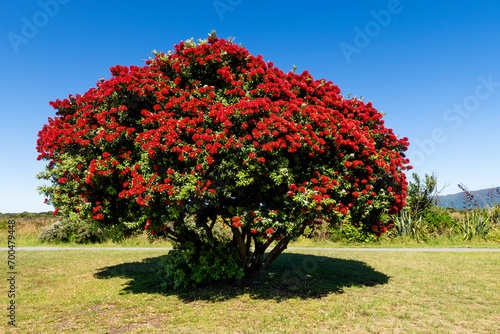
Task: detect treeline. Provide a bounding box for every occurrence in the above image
[0,211,56,219]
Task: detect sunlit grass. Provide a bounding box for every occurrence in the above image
[9,248,500,333]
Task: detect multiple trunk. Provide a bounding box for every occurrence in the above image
[163,204,295,280]
[231,225,292,279]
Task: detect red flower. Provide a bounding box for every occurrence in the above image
[206,155,215,164]
[266,228,274,235]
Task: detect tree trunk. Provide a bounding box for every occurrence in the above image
[243,236,291,279]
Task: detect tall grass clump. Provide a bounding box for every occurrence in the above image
[456,183,499,241]
[390,209,427,242]
[458,211,493,241]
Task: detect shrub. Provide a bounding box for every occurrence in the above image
[330,221,378,243]
[421,206,456,234]
[157,241,244,290]
[0,220,8,229]
[39,219,104,243]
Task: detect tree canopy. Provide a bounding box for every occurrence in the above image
[37,32,411,285]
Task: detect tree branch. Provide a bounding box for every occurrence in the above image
[261,236,291,270]
[230,224,247,265]
[244,229,252,266]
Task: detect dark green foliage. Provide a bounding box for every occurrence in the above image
[330,221,378,243]
[421,206,456,234]
[0,220,8,229]
[157,241,244,290]
[406,173,437,216]
[39,219,104,243]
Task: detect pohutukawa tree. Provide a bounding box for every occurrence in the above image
[37,32,411,287]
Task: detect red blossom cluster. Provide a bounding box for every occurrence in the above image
[37,33,410,239]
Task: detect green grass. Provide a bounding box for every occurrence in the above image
[4,248,500,333]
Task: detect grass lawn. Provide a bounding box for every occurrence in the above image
[4,248,500,333]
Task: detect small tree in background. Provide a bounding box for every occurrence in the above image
[406,172,437,216]
[37,32,411,286]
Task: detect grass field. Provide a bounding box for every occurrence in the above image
[4,248,500,333]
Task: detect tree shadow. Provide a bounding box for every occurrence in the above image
[94,253,390,302]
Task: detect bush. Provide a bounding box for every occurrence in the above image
[330,221,378,243]
[421,206,456,234]
[0,220,8,229]
[157,241,244,290]
[39,219,104,243]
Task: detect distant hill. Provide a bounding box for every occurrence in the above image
[437,186,500,209]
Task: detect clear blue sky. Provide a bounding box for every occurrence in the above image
[1,0,499,213]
